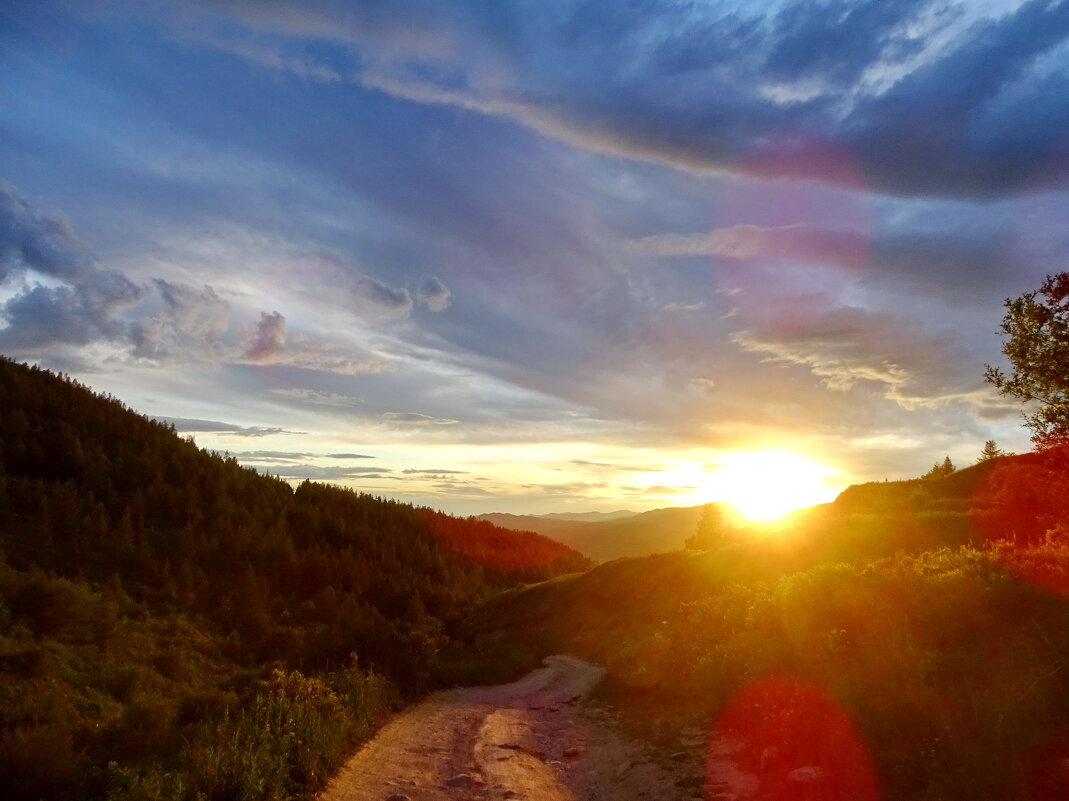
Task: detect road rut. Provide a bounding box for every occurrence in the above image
[320,655,704,801]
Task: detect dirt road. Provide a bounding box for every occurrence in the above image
[320,655,706,801]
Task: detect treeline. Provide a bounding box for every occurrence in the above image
[0,357,590,800]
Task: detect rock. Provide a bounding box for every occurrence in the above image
[498,742,524,750]
[759,746,780,772]
[563,746,581,757]
[669,751,687,761]
[444,773,477,788]
[787,766,824,784]
[528,704,543,710]
[385,795,410,801]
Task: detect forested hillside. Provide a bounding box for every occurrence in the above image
[0,357,590,801]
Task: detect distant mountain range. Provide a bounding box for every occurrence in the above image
[478,505,711,562]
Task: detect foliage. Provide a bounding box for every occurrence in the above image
[685,503,731,550]
[977,439,1004,462]
[0,356,590,800]
[985,272,1069,449]
[921,455,956,479]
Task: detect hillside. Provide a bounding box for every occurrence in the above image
[479,504,712,562]
[0,357,591,801]
[459,450,1069,801]
[741,451,1069,558]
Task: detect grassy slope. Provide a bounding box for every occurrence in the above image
[458,454,1069,800]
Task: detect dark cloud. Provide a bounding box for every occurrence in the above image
[414,274,451,311]
[0,183,141,350]
[173,0,1069,197]
[354,275,412,313]
[0,181,95,282]
[401,468,468,475]
[326,452,376,459]
[0,270,141,350]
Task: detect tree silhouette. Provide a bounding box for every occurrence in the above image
[922,456,956,479]
[977,440,1004,462]
[685,503,730,550]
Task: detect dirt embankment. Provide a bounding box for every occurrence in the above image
[320,654,707,801]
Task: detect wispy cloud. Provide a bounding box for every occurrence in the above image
[154,417,304,437]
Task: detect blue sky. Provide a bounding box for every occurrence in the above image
[2,0,1067,514]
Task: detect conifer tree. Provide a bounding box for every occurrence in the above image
[977,440,1004,462]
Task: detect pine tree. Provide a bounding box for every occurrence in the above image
[686,503,730,550]
[922,456,956,479]
[977,440,1004,462]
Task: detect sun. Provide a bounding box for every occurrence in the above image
[715,450,839,521]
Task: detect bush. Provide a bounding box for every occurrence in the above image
[182,664,395,801]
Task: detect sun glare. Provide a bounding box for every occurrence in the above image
[716,451,839,521]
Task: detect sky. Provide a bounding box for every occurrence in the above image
[2,0,1068,516]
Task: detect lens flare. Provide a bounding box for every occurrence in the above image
[708,677,879,801]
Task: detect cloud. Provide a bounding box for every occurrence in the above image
[185,0,1069,197]
[0,183,142,350]
[380,412,459,426]
[131,280,230,361]
[153,417,304,437]
[414,274,452,311]
[570,460,660,473]
[353,275,412,314]
[401,468,468,475]
[224,450,310,462]
[631,225,868,270]
[259,464,391,480]
[245,310,286,361]
[729,294,985,409]
[0,181,95,283]
[326,452,376,459]
[0,270,142,350]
